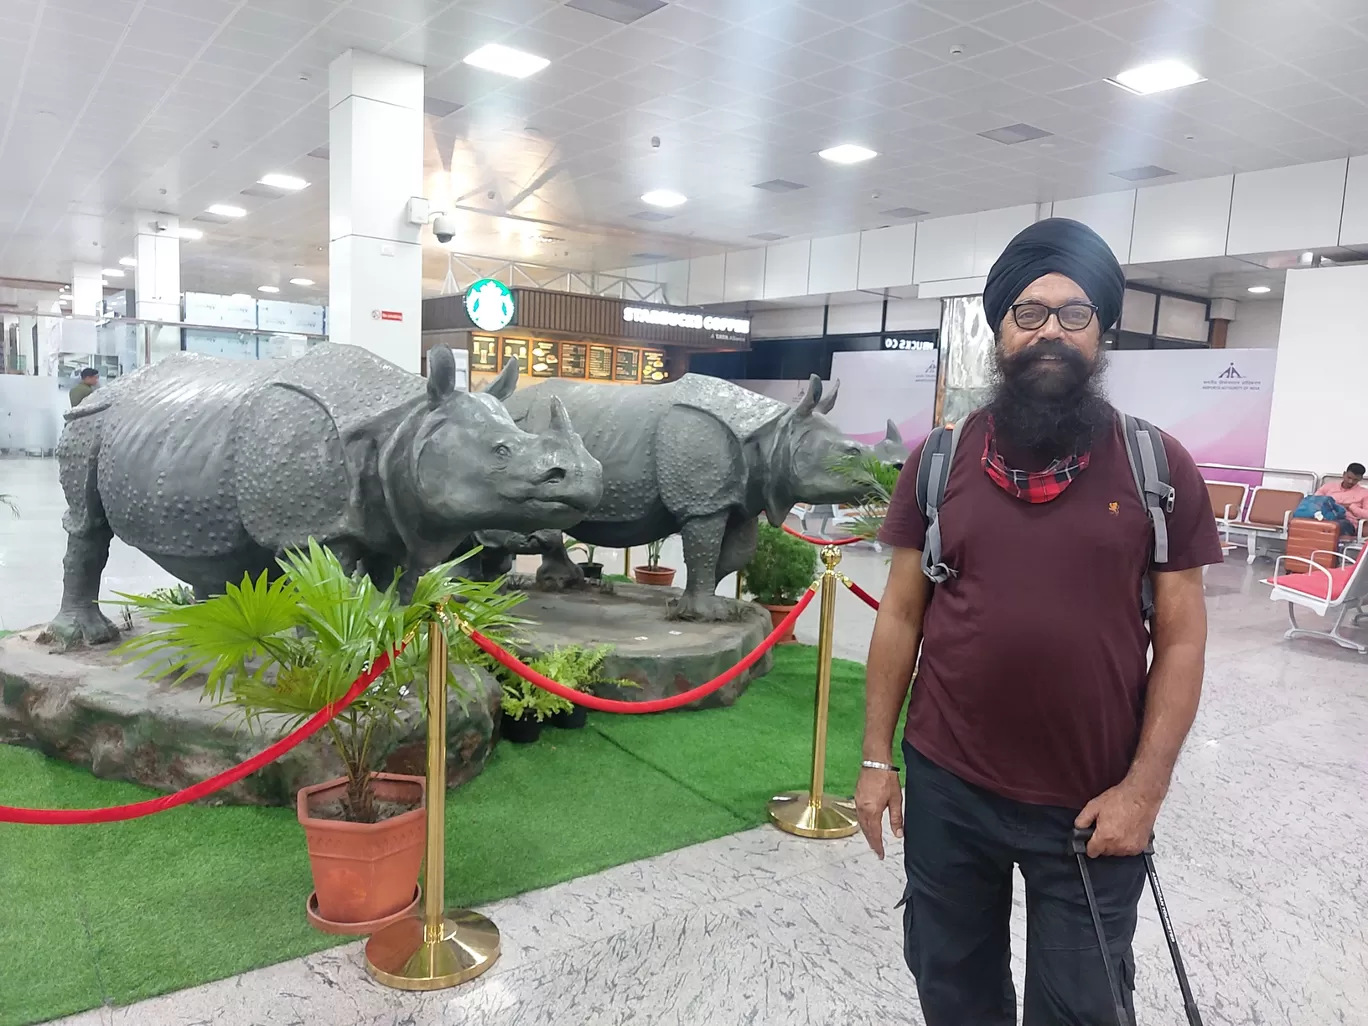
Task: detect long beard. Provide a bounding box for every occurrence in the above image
[987,338,1110,456]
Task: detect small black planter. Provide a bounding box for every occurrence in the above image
[501,715,542,744]
[549,704,588,730]
[578,561,603,581]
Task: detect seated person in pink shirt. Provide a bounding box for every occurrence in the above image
[1316,462,1368,527]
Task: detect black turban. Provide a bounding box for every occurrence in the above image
[982,217,1125,333]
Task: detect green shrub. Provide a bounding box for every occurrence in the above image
[496,643,638,723]
[744,522,818,606]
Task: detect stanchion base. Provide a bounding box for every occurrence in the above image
[767,791,860,839]
[364,909,501,991]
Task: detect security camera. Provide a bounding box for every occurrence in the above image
[432,213,457,244]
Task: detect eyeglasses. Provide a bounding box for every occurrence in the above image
[1010,301,1098,332]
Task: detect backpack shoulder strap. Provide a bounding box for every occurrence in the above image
[1119,412,1175,620]
[916,422,964,583]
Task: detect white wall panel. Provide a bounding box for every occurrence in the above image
[1226,159,1347,256]
[913,213,975,282]
[686,253,725,305]
[724,248,765,302]
[1338,155,1368,247]
[971,205,1038,275]
[763,239,812,299]
[1050,191,1136,264]
[1225,299,1282,350]
[657,259,690,306]
[750,306,825,339]
[885,297,943,331]
[1130,176,1234,263]
[807,232,860,294]
[826,301,881,335]
[857,224,916,290]
[917,275,987,299]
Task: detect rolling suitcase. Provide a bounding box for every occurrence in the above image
[1070,828,1204,1026]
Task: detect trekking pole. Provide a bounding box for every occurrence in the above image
[1070,828,1132,1026]
[1143,851,1204,1026]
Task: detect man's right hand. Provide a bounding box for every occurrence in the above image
[854,766,904,860]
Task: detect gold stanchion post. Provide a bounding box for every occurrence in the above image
[365,618,501,990]
[623,546,632,577]
[767,545,859,839]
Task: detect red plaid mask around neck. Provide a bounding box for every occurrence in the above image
[981,415,1092,503]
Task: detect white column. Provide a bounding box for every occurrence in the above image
[329,49,424,372]
[134,211,182,363]
[65,262,103,360]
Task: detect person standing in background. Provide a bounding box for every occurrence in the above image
[68,368,99,407]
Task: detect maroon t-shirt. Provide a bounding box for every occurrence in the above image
[879,409,1222,808]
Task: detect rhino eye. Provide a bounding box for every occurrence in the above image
[494,443,511,458]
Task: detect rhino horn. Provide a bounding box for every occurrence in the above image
[482,358,519,401]
[427,346,456,407]
[816,378,840,414]
[886,419,902,443]
[547,395,575,435]
[794,374,823,418]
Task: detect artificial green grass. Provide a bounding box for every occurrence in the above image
[0,646,863,1026]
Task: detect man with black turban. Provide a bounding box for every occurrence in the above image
[856,219,1222,1024]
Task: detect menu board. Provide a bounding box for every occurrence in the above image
[559,342,587,378]
[614,347,640,382]
[588,344,614,380]
[502,338,529,374]
[530,340,557,377]
[642,349,667,382]
[471,335,498,372]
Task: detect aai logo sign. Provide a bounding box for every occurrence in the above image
[464,278,515,332]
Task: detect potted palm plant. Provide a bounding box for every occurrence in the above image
[566,538,603,581]
[634,537,676,586]
[832,452,902,543]
[118,540,525,935]
[743,522,818,643]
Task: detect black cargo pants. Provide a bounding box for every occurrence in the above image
[900,742,1145,1026]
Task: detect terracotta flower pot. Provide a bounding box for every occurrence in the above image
[296,772,426,934]
[634,565,676,586]
[762,602,799,644]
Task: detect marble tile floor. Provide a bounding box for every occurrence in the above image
[6,457,1368,1024]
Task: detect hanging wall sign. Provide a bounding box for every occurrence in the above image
[464,278,515,331]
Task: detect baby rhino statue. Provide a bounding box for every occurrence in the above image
[495,373,872,622]
[42,344,602,649]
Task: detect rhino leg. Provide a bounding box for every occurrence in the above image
[41,528,119,650]
[534,531,585,590]
[717,515,759,581]
[668,511,738,622]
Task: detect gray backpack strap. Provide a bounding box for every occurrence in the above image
[915,423,963,583]
[1120,412,1175,620]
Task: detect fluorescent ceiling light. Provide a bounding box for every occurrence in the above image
[173,227,204,240]
[641,189,687,208]
[258,173,309,191]
[231,293,252,300]
[1247,285,1272,294]
[289,277,315,286]
[118,256,136,267]
[206,203,246,217]
[463,43,550,79]
[101,268,124,277]
[258,285,280,293]
[1106,60,1205,95]
[818,143,877,165]
[1300,251,1314,265]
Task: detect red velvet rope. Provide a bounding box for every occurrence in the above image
[466,586,817,714]
[843,578,881,611]
[781,523,860,546]
[0,649,399,826]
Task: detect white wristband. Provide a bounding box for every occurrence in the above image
[861,759,900,774]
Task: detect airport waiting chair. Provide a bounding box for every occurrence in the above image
[1227,487,1306,564]
[1265,549,1368,654]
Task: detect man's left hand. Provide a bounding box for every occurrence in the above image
[1074,780,1161,858]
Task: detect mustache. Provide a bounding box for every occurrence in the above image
[999,338,1093,379]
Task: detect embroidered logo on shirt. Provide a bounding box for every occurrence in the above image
[1108,501,1120,516]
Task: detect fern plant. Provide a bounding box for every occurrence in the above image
[116,540,527,823]
[495,643,639,723]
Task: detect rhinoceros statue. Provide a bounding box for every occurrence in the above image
[872,420,909,468]
[41,344,602,649]
[487,373,873,621]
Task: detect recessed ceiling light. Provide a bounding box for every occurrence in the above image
[819,143,878,165]
[258,285,280,294]
[118,256,136,267]
[1247,285,1272,294]
[101,268,124,277]
[231,293,252,300]
[641,189,687,208]
[206,203,246,218]
[1110,164,1175,181]
[258,173,309,191]
[173,227,204,240]
[1299,251,1314,265]
[1106,60,1205,95]
[289,277,315,286]
[462,43,550,79]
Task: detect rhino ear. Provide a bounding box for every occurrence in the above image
[886,419,902,443]
[794,374,822,418]
[427,346,456,407]
[482,358,519,401]
[816,378,839,414]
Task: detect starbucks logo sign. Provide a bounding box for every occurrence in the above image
[464,278,515,332]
